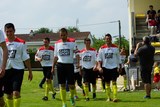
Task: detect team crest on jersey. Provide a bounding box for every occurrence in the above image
[8,50,17,58]
[105,53,113,59]
[42,55,50,60]
[83,56,91,62]
[59,49,70,56]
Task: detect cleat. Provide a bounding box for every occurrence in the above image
[144,95,151,99]
[52,93,56,99]
[112,98,118,102]
[70,98,75,106]
[42,96,48,101]
[106,98,112,102]
[123,88,129,92]
[82,90,85,96]
[93,93,96,99]
[62,104,67,107]
[74,96,79,100]
[85,98,90,101]
[39,84,43,88]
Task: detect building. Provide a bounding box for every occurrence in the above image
[128,0,160,61]
[15,31,93,52]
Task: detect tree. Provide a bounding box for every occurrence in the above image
[67,26,80,32]
[113,36,129,55]
[113,36,129,50]
[33,27,53,34]
[92,35,105,50]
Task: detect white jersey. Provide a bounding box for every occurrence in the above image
[120,55,126,68]
[79,48,97,69]
[35,46,54,67]
[6,37,30,70]
[97,44,121,69]
[0,30,5,67]
[54,38,76,64]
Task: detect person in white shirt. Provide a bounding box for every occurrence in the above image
[119,47,128,91]
[51,28,76,107]
[35,37,56,101]
[0,30,8,107]
[3,23,33,107]
[97,34,122,102]
[79,38,97,101]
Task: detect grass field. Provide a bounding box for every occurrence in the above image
[12,71,160,107]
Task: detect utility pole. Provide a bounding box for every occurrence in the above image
[118,20,122,49]
[76,18,79,29]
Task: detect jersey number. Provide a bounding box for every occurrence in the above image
[83,56,91,62]
[8,50,17,58]
[59,49,70,56]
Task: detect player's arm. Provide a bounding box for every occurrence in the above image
[51,56,58,74]
[24,59,33,81]
[0,42,8,78]
[35,50,42,62]
[22,44,33,81]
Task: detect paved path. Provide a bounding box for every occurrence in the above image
[75,76,124,92]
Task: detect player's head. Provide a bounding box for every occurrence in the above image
[84,38,91,45]
[105,33,112,44]
[59,28,68,41]
[43,37,50,46]
[149,5,153,10]
[4,23,15,38]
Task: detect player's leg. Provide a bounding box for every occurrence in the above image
[67,64,76,106]
[57,63,67,107]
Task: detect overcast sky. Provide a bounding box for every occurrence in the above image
[0,0,129,39]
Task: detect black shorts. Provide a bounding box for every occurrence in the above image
[140,66,152,84]
[74,72,82,87]
[82,68,96,84]
[0,77,4,97]
[4,68,24,94]
[102,67,119,82]
[119,67,126,76]
[57,63,74,85]
[42,67,52,79]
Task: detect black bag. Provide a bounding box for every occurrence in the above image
[130,56,138,62]
[149,36,159,42]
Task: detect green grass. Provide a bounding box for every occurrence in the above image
[15,71,160,107]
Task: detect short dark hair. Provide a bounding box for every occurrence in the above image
[158,9,160,13]
[143,36,150,44]
[131,49,135,54]
[149,5,153,8]
[105,33,112,38]
[84,38,91,42]
[59,28,68,34]
[4,23,15,31]
[44,37,50,42]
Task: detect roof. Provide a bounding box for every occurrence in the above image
[15,32,91,42]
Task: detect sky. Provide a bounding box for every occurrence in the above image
[0,0,129,39]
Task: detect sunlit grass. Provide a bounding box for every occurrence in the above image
[17,71,160,107]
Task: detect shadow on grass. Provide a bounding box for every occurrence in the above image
[151,97,160,99]
[119,99,146,103]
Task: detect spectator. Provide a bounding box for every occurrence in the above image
[153,62,160,91]
[125,49,138,91]
[146,5,157,35]
[156,10,160,33]
[119,47,128,91]
[134,36,155,99]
